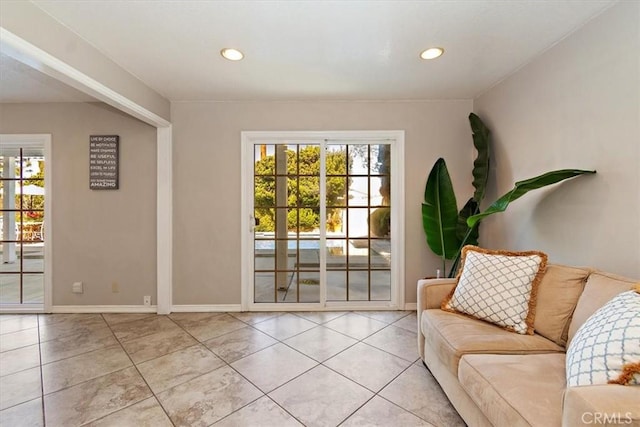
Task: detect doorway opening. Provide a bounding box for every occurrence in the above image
[0,135,52,312]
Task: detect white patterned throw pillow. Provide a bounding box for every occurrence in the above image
[566,288,640,386]
[442,245,547,335]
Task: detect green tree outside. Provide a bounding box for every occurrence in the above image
[254,146,349,232]
[0,159,45,223]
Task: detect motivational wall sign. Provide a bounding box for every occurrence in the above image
[89,135,119,190]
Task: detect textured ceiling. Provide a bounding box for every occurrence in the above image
[5,1,617,102]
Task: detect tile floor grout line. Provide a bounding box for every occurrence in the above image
[262,394,308,427]
[357,336,421,364]
[205,337,292,423]
[99,312,178,427]
[35,316,130,397]
[335,393,378,426]
[215,322,330,425]
[317,321,375,341]
[37,314,46,427]
[212,315,336,415]
[373,362,439,425]
[37,326,117,366]
[316,341,413,396]
[0,326,39,353]
[164,312,287,425]
[40,345,138,399]
[0,344,42,378]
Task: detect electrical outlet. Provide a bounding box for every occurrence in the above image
[143,295,151,306]
[111,282,119,293]
[72,282,83,293]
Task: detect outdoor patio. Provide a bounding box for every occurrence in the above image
[0,242,44,304]
[254,239,391,303]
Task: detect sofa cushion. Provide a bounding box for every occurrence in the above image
[421,309,563,376]
[534,264,590,347]
[458,353,566,427]
[568,271,638,344]
[566,289,640,386]
[442,245,548,335]
[563,384,640,426]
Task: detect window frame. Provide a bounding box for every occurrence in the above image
[241,131,405,312]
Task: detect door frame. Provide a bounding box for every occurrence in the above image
[0,133,52,313]
[240,130,405,312]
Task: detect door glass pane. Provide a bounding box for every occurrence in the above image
[254,177,275,207]
[348,270,369,301]
[326,145,347,176]
[326,176,347,209]
[253,141,392,305]
[327,270,347,301]
[347,144,368,175]
[332,141,392,302]
[285,144,298,175]
[254,240,275,271]
[21,243,44,273]
[254,208,275,232]
[23,274,44,303]
[253,143,323,304]
[371,239,391,269]
[347,208,369,238]
[370,207,390,238]
[299,177,319,207]
[371,270,391,301]
[254,144,275,175]
[0,274,19,304]
[0,242,20,272]
[370,177,386,207]
[1,146,45,306]
[370,144,391,176]
[298,271,320,303]
[348,177,369,206]
[254,272,275,303]
[297,145,319,175]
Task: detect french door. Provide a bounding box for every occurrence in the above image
[242,131,404,311]
[0,135,52,313]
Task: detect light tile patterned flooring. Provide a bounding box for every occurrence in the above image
[0,311,465,427]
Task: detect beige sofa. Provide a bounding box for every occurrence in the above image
[417,265,640,427]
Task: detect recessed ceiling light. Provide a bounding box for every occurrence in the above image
[221,48,244,61]
[420,47,444,60]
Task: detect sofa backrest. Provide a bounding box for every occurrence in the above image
[533,264,590,347]
[567,270,638,345]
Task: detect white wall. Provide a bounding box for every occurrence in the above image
[474,1,639,278]
[171,100,473,305]
[0,102,158,306]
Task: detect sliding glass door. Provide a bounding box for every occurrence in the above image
[0,135,51,312]
[243,132,403,310]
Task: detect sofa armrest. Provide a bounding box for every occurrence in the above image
[563,385,640,427]
[417,278,457,360]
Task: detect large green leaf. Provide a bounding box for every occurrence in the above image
[467,169,596,228]
[457,198,479,245]
[422,158,460,260]
[469,113,490,203]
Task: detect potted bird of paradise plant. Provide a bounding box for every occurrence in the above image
[422,113,596,277]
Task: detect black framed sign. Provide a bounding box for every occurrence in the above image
[89,135,119,190]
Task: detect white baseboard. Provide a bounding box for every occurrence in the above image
[171,304,242,313]
[46,303,414,314]
[0,304,43,314]
[51,305,157,313]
